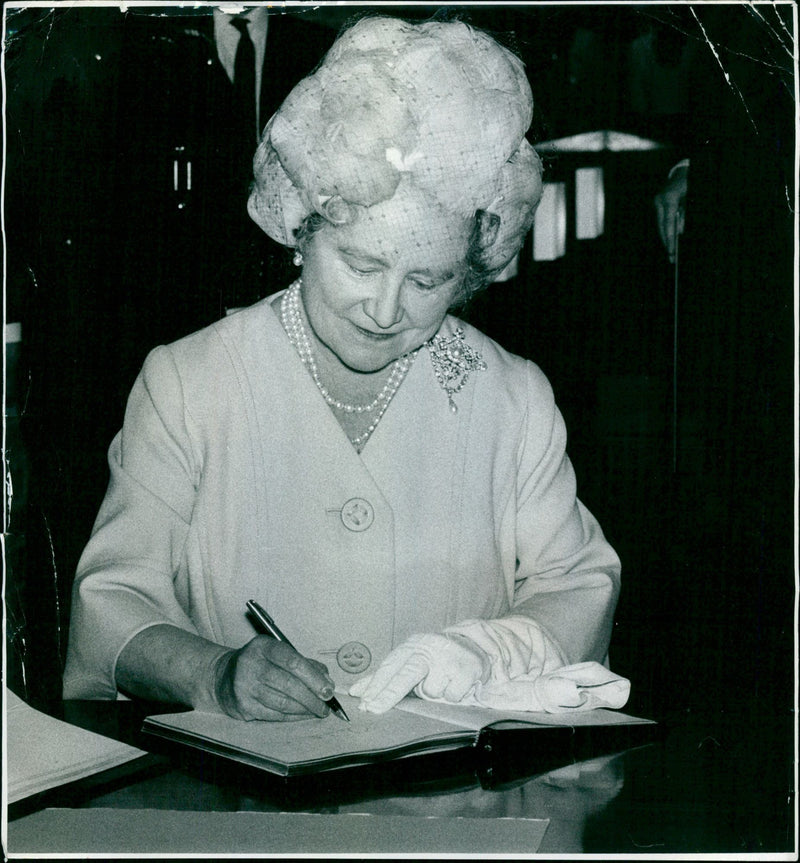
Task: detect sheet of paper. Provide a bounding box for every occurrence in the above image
[145,693,474,772]
[4,688,147,804]
[6,809,550,855]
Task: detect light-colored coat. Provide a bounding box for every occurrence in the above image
[63,298,620,698]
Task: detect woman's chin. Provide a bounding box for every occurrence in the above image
[331,339,413,375]
[338,354,398,375]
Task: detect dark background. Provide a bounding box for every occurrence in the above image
[3,2,795,741]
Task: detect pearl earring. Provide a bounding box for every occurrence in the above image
[293,250,304,267]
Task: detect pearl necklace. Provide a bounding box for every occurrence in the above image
[281,280,416,449]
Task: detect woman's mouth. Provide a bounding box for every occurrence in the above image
[353,324,397,341]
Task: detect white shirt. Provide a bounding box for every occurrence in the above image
[213,7,269,131]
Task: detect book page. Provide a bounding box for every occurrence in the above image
[144,694,475,773]
[4,688,147,804]
[395,696,654,729]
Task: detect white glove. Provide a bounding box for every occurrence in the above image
[350,616,630,714]
[445,615,567,682]
[468,661,631,712]
[348,632,491,714]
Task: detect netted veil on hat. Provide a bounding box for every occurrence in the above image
[247,15,543,279]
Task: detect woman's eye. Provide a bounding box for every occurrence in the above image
[409,277,437,291]
[344,260,378,277]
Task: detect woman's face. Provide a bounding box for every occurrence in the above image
[299,194,472,373]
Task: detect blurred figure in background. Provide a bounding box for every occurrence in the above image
[649,5,794,714]
[3,6,334,704]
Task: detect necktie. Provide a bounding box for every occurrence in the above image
[231,17,257,145]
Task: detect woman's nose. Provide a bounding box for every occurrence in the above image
[364,279,403,329]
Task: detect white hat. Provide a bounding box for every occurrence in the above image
[248,15,543,281]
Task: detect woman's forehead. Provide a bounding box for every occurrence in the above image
[327,194,473,270]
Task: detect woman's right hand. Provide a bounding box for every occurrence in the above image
[213,636,336,721]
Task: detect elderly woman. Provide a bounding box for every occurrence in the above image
[63,16,625,721]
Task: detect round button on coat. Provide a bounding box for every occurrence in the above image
[340,498,374,532]
[336,641,372,674]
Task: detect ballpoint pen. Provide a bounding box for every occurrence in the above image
[246,599,350,722]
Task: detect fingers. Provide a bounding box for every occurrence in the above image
[308,657,333,681]
[220,637,335,721]
[416,640,488,701]
[244,678,326,720]
[348,675,371,698]
[418,666,473,702]
[354,643,418,701]
[361,660,428,713]
[352,650,430,714]
[349,633,489,713]
[263,639,335,700]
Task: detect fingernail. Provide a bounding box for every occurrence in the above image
[320,685,334,700]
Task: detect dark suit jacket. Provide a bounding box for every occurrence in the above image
[114,11,336,359]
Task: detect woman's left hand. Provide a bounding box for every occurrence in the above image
[348,632,490,713]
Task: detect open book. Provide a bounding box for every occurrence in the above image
[5,688,147,804]
[142,693,654,778]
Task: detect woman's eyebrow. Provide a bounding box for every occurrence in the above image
[339,246,388,267]
[340,245,457,281]
[409,267,458,282]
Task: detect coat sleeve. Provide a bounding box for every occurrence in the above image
[62,346,202,698]
[509,362,621,666]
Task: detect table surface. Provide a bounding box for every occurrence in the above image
[5,699,796,857]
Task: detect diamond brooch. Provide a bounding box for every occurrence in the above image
[426,327,487,413]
